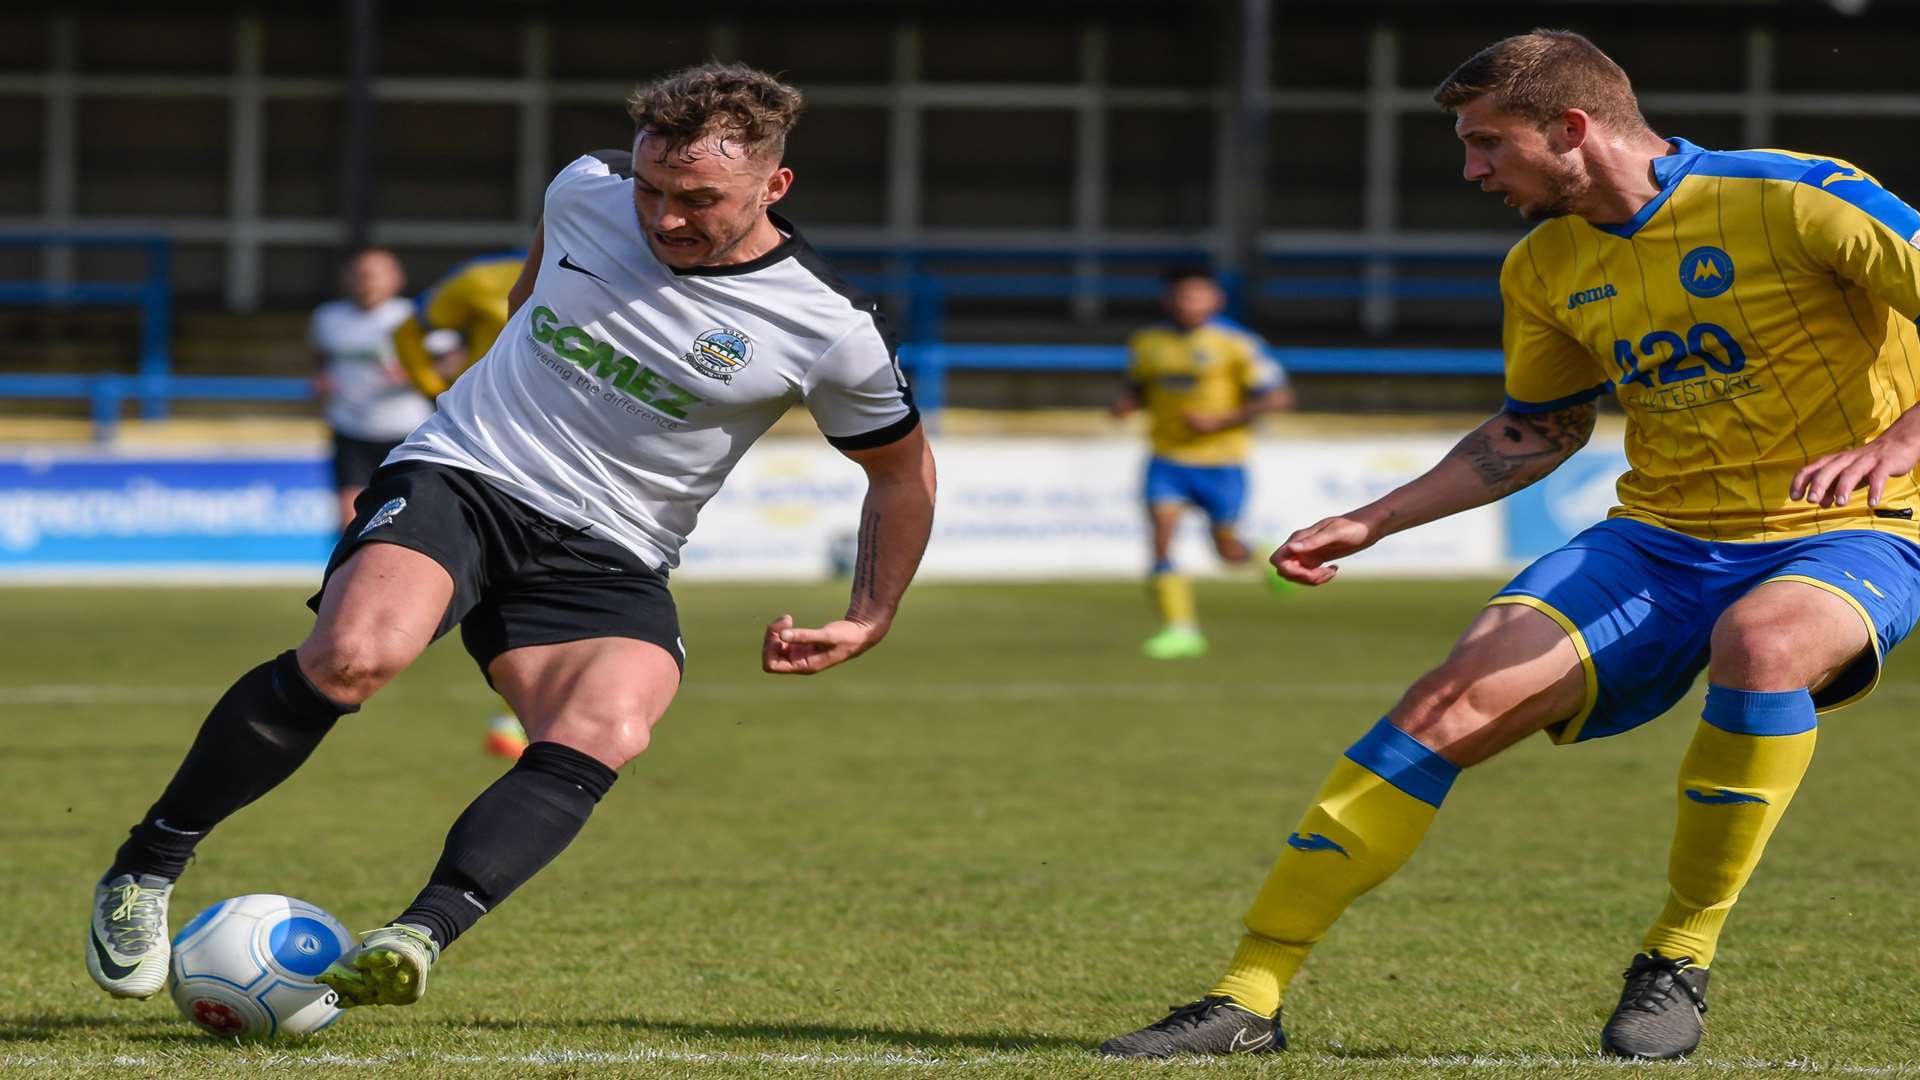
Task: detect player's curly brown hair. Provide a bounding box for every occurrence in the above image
[1433,29,1650,133]
[625,62,805,163]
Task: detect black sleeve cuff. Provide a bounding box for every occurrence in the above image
[826,408,921,451]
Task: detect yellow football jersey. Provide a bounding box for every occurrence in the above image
[392,253,525,398]
[1503,138,1920,543]
[1127,319,1285,465]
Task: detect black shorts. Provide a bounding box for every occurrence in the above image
[309,461,684,679]
[330,432,405,491]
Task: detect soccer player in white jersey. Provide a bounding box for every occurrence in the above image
[83,63,936,1009]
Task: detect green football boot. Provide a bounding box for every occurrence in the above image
[1142,626,1208,660]
[318,923,439,1007]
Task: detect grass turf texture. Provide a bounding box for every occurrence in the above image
[4,580,1920,1078]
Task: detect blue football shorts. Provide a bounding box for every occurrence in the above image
[1490,517,1920,744]
[1144,457,1248,526]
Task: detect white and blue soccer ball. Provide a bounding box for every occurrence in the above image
[167,894,355,1039]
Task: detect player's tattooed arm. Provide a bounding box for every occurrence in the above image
[1456,401,1598,498]
[1274,400,1595,586]
[763,425,936,675]
[851,504,882,605]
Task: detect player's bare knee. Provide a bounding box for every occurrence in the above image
[1710,621,1813,689]
[1709,599,1824,683]
[296,635,408,704]
[1212,531,1249,563]
[544,700,659,767]
[1389,667,1472,739]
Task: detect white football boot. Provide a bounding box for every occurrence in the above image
[87,873,174,999]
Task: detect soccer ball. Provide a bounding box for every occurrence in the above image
[168,894,355,1039]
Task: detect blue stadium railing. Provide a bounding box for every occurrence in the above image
[0,234,174,420]
[0,238,1504,440]
[830,247,1501,341]
[896,344,1504,419]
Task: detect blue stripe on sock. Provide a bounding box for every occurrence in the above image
[1702,684,1816,736]
[1343,717,1460,808]
[1152,558,1174,574]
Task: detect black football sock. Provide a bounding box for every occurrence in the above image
[109,650,355,882]
[395,741,617,950]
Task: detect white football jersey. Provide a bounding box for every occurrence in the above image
[308,297,432,440]
[390,151,917,570]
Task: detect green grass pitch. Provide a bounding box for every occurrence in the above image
[4,579,1919,1078]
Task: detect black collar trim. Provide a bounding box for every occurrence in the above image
[667,211,804,277]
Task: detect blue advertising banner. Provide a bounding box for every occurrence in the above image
[0,452,337,574]
[1502,444,1630,561]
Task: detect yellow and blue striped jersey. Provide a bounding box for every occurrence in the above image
[392,253,524,398]
[1128,319,1285,465]
[1503,137,1920,543]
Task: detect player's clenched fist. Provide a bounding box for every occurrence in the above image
[1271,515,1377,586]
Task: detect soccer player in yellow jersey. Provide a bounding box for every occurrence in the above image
[1103,30,1920,1061]
[391,253,525,400]
[390,252,532,760]
[1113,270,1292,659]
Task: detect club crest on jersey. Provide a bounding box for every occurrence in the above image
[682,327,754,383]
[1678,246,1735,298]
[357,497,407,537]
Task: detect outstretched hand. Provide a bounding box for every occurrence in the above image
[761,614,885,675]
[1270,515,1377,586]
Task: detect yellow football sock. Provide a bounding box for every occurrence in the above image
[1642,686,1816,967]
[1211,719,1458,1014]
[1151,570,1198,629]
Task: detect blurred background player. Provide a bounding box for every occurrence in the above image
[390,251,531,760]
[391,252,525,400]
[308,248,432,527]
[1112,270,1293,660]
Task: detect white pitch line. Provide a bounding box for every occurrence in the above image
[5,1048,1920,1074]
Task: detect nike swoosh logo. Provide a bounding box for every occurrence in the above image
[1685,787,1770,805]
[557,253,608,282]
[1822,167,1869,188]
[1229,1028,1273,1052]
[91,930,139,980]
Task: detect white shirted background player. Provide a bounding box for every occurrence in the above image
[308,248,432,527]
[87,63,937,1012]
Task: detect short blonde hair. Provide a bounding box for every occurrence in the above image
[1433,29,1650,133]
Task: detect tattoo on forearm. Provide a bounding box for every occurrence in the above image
[853,505,881,603]
[1460,402,1596,497]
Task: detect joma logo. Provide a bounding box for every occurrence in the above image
[1567,283,1618,310]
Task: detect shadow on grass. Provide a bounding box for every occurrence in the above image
[0,1012,184,1043]
[458,1015,1087,1054]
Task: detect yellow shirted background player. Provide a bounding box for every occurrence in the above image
[1102,30,1920,1062]
[392,251,531,759]
[393,252,525,400]
[1112,270,1293,660]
